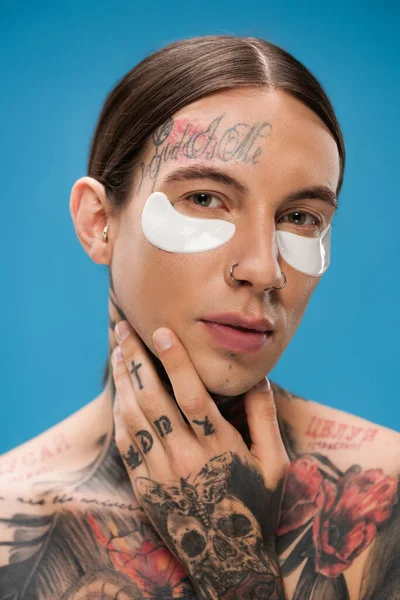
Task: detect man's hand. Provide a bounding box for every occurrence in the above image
[112,320,288,599]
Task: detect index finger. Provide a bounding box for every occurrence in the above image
[114,320,190,436]
[153,328,229,443]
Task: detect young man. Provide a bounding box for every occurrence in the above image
[1,36,398,599]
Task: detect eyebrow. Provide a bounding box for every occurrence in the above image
[163,165,338,210]
[164,164,249,195]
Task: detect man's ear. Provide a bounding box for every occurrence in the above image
[69,176,113,265]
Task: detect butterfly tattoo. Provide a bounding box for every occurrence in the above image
[136,452,233,528]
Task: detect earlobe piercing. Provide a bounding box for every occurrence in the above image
[102,226,109,243]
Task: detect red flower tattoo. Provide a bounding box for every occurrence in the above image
[312,467,398,576]
[87,515,189,597]
[276,456,323,536]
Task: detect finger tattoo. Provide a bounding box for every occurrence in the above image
[130,360,144,389]
[136,429,153,454]
[192,416,216,436]
[123,445,143,470]
[153,415,173,438]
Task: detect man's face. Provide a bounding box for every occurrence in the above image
[110,88,340,395]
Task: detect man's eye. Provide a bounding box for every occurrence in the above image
[278,211,322,228]
[185,192,223,209]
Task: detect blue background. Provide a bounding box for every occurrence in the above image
[1,0,399,454]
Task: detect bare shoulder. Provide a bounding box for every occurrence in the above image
[272,381,400,472]
[0,394,112,489]
[272,381,399,600]
[0,403,194,599]
[0,397,111,572]
[0,395,115,591]
[0,424,73,489]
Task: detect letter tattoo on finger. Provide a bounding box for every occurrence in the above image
[154,415,173,438]
[136,430,153,454]
[192,416,216,436]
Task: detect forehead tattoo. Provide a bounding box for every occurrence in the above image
[136,114,272,195]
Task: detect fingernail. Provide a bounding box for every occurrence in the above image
[254,377,271,393]
[112,346,123,365]
[154,328,172,351]
[115,321,130,343]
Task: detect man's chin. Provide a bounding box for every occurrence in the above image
[197,368,258,400]
[142,331,263,399]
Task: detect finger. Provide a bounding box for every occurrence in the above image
[112,346,168,473]
[244,377,289,487]
[153,327,229,445]
[113,394,148,486]
[114,321,193,447]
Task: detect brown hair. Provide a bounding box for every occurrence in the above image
[87,35,346,386]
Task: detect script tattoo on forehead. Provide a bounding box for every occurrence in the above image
[136,114,273,194]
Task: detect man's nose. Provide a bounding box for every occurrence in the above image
[229,223,284,292]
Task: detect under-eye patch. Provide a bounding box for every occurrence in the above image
[142,191,236,252]
[142,192,330,276]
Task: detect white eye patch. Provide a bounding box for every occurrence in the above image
[141,191,236,252]
[275,225,331,276]
[141,192,330,276]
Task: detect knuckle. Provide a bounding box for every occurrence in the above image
[121,412,139,435]
[114,428,130,451]
[170,450,197,477]
[165,356,181,376]
[123,349,137,370]
[113,364,128,386]
[226,424,242,446]
[112,363,124,381]
[118,402,139,433]
[137,390,166,418]
[261,397,278,422]
[137,388,158,407]
[181,394,205,417]
[166,350,191,376]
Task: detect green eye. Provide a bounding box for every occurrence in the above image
[186,192,223,209]
[279,211,321,227]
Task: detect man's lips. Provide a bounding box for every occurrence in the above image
[201,311,275,333]
[200,320,273,353]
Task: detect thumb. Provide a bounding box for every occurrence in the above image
[244,377,289,486]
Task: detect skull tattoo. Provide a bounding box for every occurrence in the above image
[136,452,279,598]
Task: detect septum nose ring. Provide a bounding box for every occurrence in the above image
[230,263,287,291]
